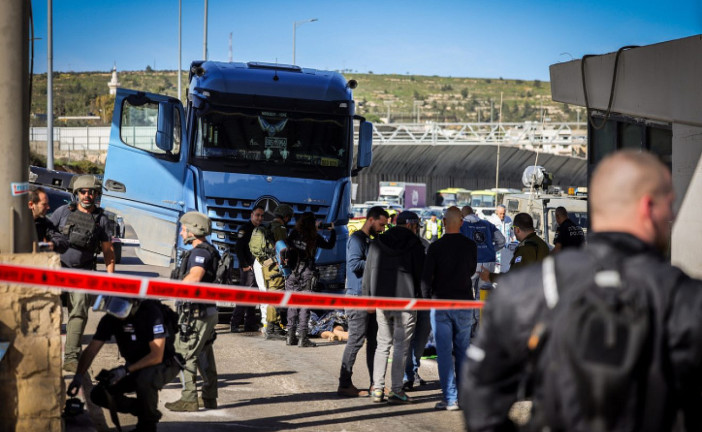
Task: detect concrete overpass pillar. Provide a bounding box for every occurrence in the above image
[671,124,702,278]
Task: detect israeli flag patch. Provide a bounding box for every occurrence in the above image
[514,256,523,263]
[153,324,165,335]
[195,256,205,264]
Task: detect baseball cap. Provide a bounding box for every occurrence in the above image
[396,210,419,225]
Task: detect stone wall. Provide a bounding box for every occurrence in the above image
[0,253,63,431]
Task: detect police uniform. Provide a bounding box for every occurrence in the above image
[554,218,585,249]
[90,300,180,431]
[49,203,111,365]
[232,220,260,331]
[171,242,219,407]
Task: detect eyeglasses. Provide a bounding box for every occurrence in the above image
[78,189,97,196]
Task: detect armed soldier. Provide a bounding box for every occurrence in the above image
[49,175,115,372]
[165,211,220,412]
[250,204,294,340]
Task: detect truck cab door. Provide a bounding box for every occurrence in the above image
[101,89,187,267]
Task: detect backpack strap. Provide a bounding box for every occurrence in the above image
[542,256,559,309]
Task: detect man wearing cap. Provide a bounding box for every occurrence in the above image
[50,174,115,372]
[165,211,220,412]
[67,297,180,432]
[363,210,425,405]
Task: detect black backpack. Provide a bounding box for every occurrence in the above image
[528,254,657,431]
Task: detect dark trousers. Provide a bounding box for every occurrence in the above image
[231,268,259,329]
[91,361,180,429]
[285,266,314,332]
[338,308,378,388]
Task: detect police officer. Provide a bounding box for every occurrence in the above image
[67,296,181,432]
[553,206,585,252]
[165,211,220,412]
[260,204,294,340]
[480,212,549,283]
[49,175,115,372]
[231,205,264,333]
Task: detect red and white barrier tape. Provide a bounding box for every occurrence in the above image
[0,263,483,311]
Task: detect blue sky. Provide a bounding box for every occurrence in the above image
[30,0,702,81]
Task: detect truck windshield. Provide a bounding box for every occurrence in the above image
[193,107,349,180]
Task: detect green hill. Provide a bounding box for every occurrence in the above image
[30,69,577,126]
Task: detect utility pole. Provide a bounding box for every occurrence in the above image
[177,0,182,102]
[203,0,208,60]
[228,32,233,62]
[0,0,34,253]
[47,0,54,170]
[495,92,503,190]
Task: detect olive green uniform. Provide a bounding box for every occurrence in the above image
[263,219,288,323]
[489,232,549,282]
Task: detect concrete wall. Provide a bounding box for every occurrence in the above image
[354,144,587,204]
[0,253,63,431]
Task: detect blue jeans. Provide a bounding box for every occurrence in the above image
[404,310,431,384]
[431,309,474,405]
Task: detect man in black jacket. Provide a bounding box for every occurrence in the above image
[421,206,477,411]
[461,150,702,432]
[363,210,424,405]
[231,205,264,332]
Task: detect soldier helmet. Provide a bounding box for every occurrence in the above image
[274,204,294,219]
[180,211,211,236]
[71,175,102,194]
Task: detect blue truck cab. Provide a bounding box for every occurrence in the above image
[101,61,373,292]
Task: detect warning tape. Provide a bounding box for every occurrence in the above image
[0,263,484,311]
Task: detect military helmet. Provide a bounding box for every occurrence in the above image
[274,204,294,219]
[72,175,102,194]
[180,211,211,236]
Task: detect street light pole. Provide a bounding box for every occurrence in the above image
[292,18,318,65]
[202,0,208,60]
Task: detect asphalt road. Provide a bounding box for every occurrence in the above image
[65,236,467,432]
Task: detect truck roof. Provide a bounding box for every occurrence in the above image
[188,61,354,103]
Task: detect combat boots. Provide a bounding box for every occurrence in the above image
[286,325,298,346]
[264,322,286,340]
[165,398,198,412]
[298,329,316,348]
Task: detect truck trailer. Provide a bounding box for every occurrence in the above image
[378,181,426,208]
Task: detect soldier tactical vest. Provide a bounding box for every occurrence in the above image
[171,242,221,284]
[61,206,104,251]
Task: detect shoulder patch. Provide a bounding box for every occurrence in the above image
[238,230,246,238]
[195,256,206,264]
[153,324,165,335]
[514,256,523,263]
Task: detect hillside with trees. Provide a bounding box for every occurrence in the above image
[30,68,578,127]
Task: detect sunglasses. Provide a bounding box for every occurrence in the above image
[78,189,97,196]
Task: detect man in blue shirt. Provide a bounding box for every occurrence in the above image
[337,206,388,397]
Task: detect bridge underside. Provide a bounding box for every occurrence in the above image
[354,144,587,204]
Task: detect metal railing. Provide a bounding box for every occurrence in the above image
[30,122,588,154]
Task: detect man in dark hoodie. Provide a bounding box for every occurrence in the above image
[363,210,425,405]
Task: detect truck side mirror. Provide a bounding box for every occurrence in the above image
[357,120,373,169]
[155,102,174,152]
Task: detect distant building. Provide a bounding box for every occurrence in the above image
[108,66,120,96]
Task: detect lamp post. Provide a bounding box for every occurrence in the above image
[292,18,318,65]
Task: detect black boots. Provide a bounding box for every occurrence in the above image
[286,326,298,346]
[264,323,286,340]
[298,329,316,348]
